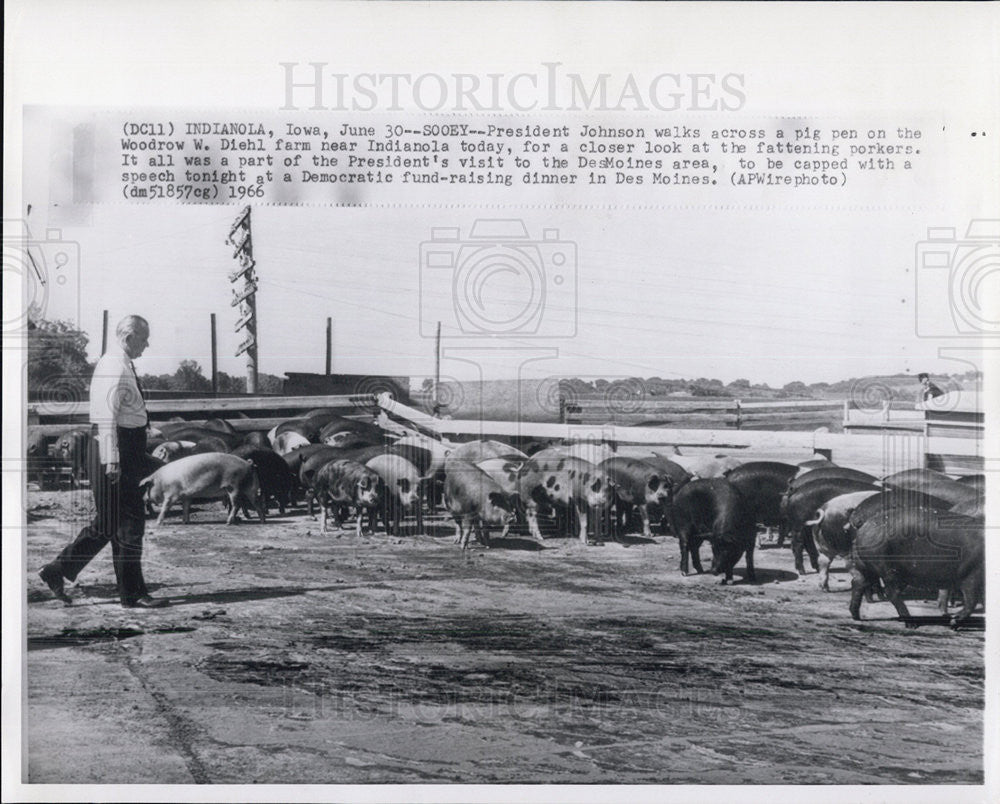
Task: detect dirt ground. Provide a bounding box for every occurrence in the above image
[23,489,984,785]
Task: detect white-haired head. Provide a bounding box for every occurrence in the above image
[117,315,150,358]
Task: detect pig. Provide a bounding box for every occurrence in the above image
[341,444,391,465]
[950,496,984,519]
[26,429,49,463]
[881,468,981,509]
[138,453,166,516]
[273,430,312,456]
[241,431,270,449]
[447,439,526,465]
[474,457,524,498]
[563,442,616,465]
[311,459,383,538]
[722,461,798,545]
[154,420,196,440]
[392,435,453,510]
[139,452,264,527]
[271,418,321,443]
[151,440,197,463]
[318,417,385,445]
[54,427,92,486]
[515,455,614,545]
[668,454,742,479]
[786,467,878,495]
[202,417,237,434]
[639,454,694,535]
[282,443,339,476]
[850,506,984,628]
[232,445,295,515]
[640,454,692,490]
[794,457,836,478]
[191,435,234,455]
[805,490,879,591]
[155,426,244,451]
[443,460,517,549]
[321,431,382,450]
[299,447,357,512]
[668,478,756,583]
[366,454,424,536]
[844,488,955,536]
[600,456,673,539]
[781,477,880,574]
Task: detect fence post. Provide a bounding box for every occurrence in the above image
[735,399,742,430]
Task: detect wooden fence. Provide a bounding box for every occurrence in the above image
[562,396,844,431]
[377,395,986,477]
[22,388,985,480]
[25,394,380,439]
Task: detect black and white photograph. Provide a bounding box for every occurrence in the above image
[4,2,998,801]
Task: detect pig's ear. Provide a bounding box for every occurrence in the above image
[399,478,411,494]
[647,475,661,492]
[359,475,372,489]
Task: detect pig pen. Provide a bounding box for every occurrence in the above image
[22,487,984,786]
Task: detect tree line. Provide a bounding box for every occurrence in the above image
[27,318,979,401]
[27,318,282,398]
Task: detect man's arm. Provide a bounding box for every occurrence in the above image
[91,360,122,471]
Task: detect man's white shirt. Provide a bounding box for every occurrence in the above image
[89,347,148,464]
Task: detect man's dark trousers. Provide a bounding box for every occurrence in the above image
[52,426,149,604]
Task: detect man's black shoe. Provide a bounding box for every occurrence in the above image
[39,564,72,604]
[124,595,170,609]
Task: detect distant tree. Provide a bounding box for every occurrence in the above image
[782,381,810,397]
[563,377,595,394]
[170,360,212,392]
[27,318,93,400]
[139,373,174,391]
[216,372,246,394]
[258,373,284,394]
[688,383,731,398]
[727,378,751,392]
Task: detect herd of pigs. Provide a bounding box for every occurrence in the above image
[38,407,986,628]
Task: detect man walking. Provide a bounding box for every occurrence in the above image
[38,315,168,608]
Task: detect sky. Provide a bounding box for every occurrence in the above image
[19,193,996,388]
[10,4,999,390]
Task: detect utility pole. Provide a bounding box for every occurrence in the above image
[210,313,219,394]
[325,317,332,376]
[227,206,258,393]
[433,320,441,415]
[100,310,109,356]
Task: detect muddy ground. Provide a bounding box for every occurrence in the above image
[23,489,983,785]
